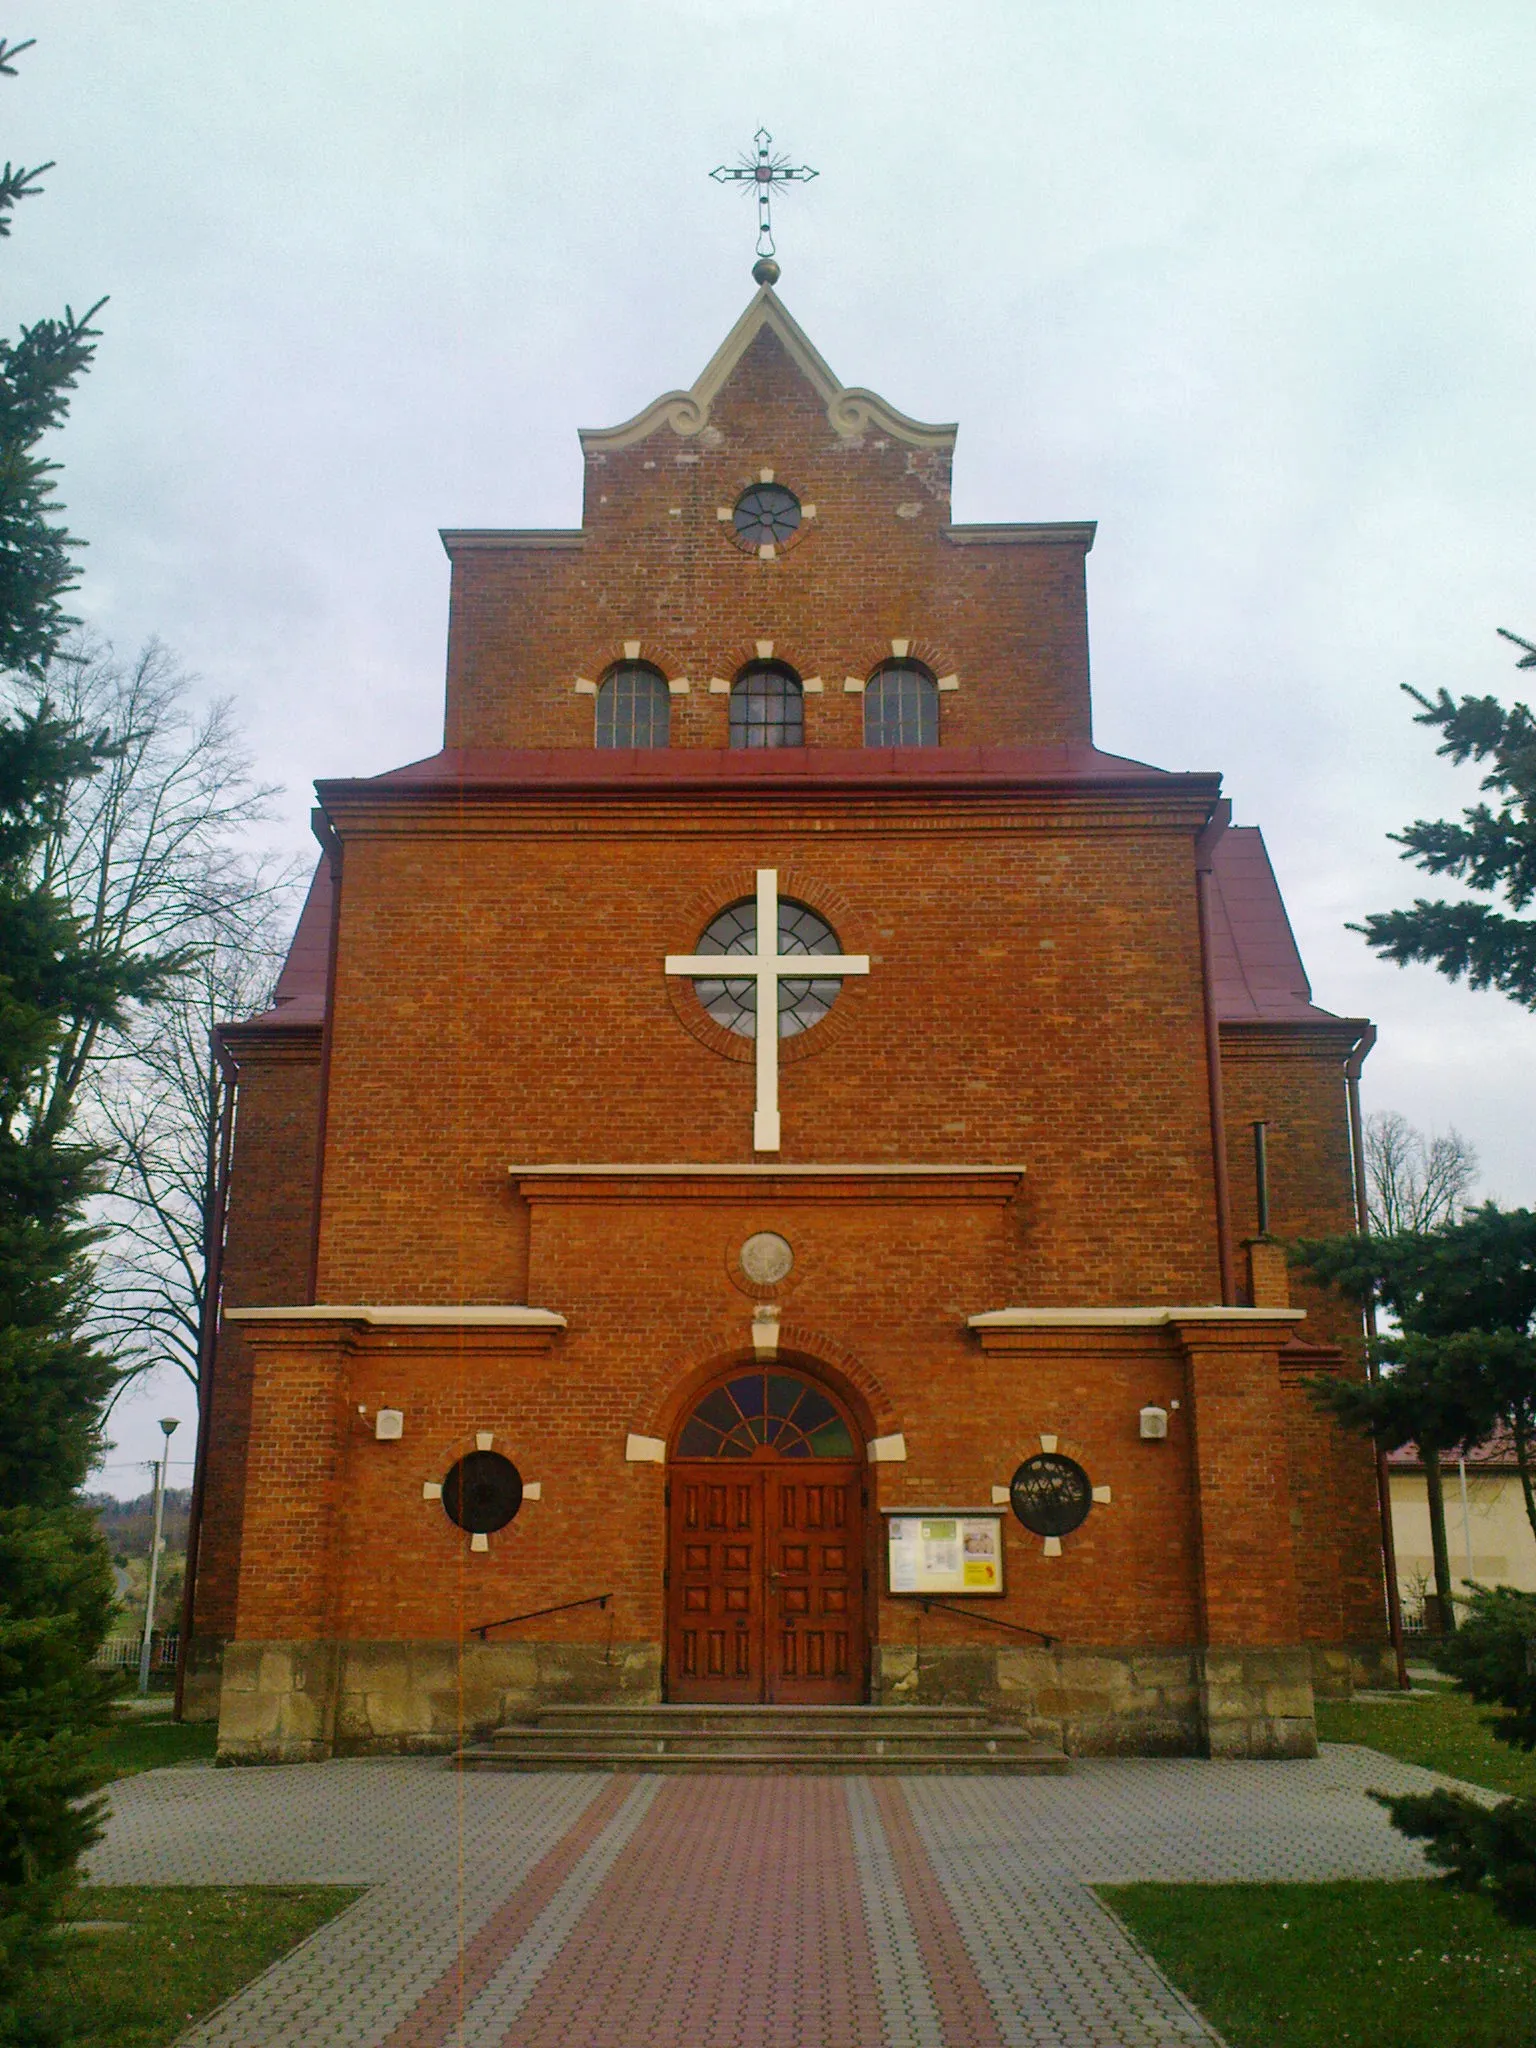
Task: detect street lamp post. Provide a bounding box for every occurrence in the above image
[137,1417,180,1697]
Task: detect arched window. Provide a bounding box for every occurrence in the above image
[674,1369,857,1459]
[864,660,938,747]
[729,661,803,749]
[596,662,670,748]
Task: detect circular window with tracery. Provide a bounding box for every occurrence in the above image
[690,897,843,1039]
[731,482,801,553]
[675,1370,857,1459]
[441,1451,523,1534]
[1008,1454,1092,1538]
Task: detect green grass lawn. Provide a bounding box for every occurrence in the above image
[1102,1880,1536,2048]
[46,1886,362,2048]
[97,1710,218,1781]
[1317,1690,1536,1799]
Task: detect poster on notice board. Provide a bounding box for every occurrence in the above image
[886,1514,1004,1595]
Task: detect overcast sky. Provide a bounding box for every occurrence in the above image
[15,4,1533,1494]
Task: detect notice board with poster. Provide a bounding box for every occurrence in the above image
[883,1511,1005,1596]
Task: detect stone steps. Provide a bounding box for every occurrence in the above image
[455,1703,1069,1775]
[531,1704,997,1734]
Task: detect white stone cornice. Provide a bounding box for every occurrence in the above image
[966,1306,1306,1329]
[225,1304,567,1328]
[508,1163,1027,1177]
[943,523,1097,549]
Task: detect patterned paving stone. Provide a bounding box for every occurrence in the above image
[847,1780,946,2048]
[381,1777,651,2048]
[84,1745,1472,2048]
[492,1777,885,2048]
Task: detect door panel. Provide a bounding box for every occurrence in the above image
[767,1465,863,1705]
[667,1473,763,1702]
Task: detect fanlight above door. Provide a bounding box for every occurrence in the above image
[674,1370,856,1460]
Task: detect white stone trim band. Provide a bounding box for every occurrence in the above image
[508,1163,1027,1177]
[967,1305,1307,1329]
[225,1304,568,1328]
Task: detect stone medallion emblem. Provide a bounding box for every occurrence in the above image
[739,1231,794,1286]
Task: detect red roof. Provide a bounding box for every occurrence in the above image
[1208,826,1342,1025]
[234,857,331,1029]
[1388,1433,1526,1472]
[338,741,1184,793]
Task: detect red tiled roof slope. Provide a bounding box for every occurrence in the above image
[347,741,1180,791]
[234,856,331,1028]
[1388,1433,1529,1472]
[1208,825,1341,1025]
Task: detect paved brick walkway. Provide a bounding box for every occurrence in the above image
[87,1745,1460,2048]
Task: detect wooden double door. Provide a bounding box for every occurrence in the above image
[667,1463,866,1703]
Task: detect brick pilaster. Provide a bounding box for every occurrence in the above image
[1175,1316,1301,1647]
[233,1322,355,1641]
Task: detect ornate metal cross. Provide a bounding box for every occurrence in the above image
[711,128,818,280]
[666,869,868,1152]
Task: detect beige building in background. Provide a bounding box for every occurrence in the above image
[1389,1439,1536,1622]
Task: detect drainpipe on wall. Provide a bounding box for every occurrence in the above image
[1193,801,1236,1305]
[173,1034,241,1721]
[1345,1025,1409,1689]
[305,807,344,1303]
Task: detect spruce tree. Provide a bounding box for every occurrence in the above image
[1356,631,1536,1008]
[0,37,178,2042]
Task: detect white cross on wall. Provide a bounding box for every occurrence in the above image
[666,868,869,1152]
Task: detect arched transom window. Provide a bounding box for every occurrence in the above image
[864,660,938,747]
[596,662,670,748]
[730,661,803,749]
[675,1370,857,1459]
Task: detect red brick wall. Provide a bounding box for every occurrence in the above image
[234,1323,347,1639]
[444,329,1092,754]
[1220,1023,1387,1643]
[1180,1325,1301,1644]
[192,1034,322,1639]
[231,1305,1212,1655]
[310,794,1223,1313]
[202,302,1388,1673]
[1220,1023,1362,1345]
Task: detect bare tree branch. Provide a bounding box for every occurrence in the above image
[87,922,294,1394]
[1365,1109,1480,1236]
[10,636,305,1401]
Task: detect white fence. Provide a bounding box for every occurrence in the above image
[93,1632,179,1670]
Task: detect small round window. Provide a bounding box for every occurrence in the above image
[1008,1454,1092,1538]
[690,897,843,1039]
[732,483,801,551]
[442,1452,523,1534]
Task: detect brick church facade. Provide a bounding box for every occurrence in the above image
[183,284,1392,1760]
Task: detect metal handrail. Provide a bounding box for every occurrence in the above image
[915,1597,1057,1646]
[468,1592,613,1642]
